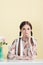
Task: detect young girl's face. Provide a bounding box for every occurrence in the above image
[21,24,31,38]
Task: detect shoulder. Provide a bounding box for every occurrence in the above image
[12,38,19,45]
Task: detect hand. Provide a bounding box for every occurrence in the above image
[16,56,24,60]
[16,56,32,60]
[23,56,33,60]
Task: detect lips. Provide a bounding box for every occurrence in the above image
[25,33,28,34]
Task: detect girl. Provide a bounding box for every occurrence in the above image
[7,21,37,60]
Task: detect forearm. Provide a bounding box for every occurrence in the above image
[16,56,33,60]
[7,53,16,60]
[23,56,33,60]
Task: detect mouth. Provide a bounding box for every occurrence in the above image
[25,33,28,36]
[25,33,28,34]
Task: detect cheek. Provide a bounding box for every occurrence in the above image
[21,31,27,36]
[27,30,31,34]
[21,30,25,35]
[27,30,31,36]
[22,31,25,34]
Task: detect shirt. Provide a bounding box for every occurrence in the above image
[7,37,37,60]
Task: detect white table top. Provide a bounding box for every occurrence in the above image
[0,59,43,65]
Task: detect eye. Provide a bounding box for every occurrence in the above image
[23,28,25,30]
[27,28,29,30]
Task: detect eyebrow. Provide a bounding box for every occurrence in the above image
[22,28,30,29]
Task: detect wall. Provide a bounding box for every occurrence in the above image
[0,0,43,60]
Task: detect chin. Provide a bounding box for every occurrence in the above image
[25,35,29,38]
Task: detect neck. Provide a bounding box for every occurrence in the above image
[22,36,29,42]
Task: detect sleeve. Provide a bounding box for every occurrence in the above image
[32,38,37,59]
[7,40,16,59]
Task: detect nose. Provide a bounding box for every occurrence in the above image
[25,29,28,33]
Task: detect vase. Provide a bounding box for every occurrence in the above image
[0,47,4,61]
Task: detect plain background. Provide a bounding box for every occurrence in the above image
[0,0,43,60]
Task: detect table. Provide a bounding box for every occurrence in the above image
[0,60,43,65]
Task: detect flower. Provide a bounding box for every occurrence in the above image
[0,36,7,47]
